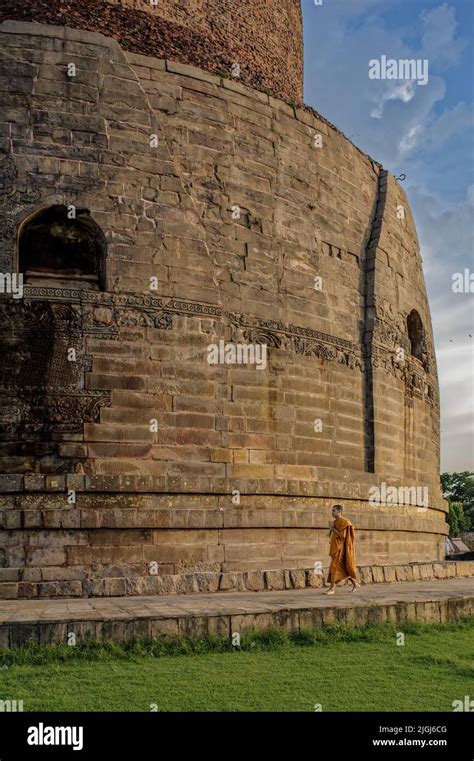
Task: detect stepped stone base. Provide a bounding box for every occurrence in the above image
[1,560,472,600]
[1,479,450,600]
[1,578,472,648]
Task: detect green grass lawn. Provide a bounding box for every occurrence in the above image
[0,620,473,712]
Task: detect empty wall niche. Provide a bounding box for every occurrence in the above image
[18,205,106,289]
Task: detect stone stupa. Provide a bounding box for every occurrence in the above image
[0,0,448,600]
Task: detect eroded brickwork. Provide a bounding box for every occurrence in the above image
[0,0,304,101]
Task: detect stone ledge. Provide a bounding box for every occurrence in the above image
[0,475,447,512]
[1,579,473,647]
[0,18,125,55]
[0,506,448,534]
[0,561,471,600]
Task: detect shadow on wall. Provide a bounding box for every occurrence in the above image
[0,206,107,472]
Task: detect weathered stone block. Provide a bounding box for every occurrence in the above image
[412,563,421,581]
[306,569,324,588]
[264,570,285,591]
[445,562,457,578]
[433,563,448,579]
[45,475,65,492]
[0,569,19,582]
[243,571,265,592]
[20,568,41,582]
[0,476,22,492]
[371,566,384,583]
[419,563,433,580]
[149,618,179,637]
[0,582,18,599]
[24,475,45,492]
[358,566,374,584]
[104,578,127,596]
[289,569,306,589]
[194,572,219,593]
[219,572,244,592]
[17,582,38,598]
[395,565,410,582]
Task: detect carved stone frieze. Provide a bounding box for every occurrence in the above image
[371,296,435,381]
[371,345,438,408]
[0,393,110,437]
[0,154,41,271]
[228,312,364,370]
[1,287,437,420]
[0,299,111,436]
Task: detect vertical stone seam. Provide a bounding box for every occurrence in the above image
[362,167,388,473]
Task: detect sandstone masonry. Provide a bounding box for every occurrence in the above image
[0,15,447,599]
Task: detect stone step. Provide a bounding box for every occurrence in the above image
[0,560,472,600]
[1,577,472,647]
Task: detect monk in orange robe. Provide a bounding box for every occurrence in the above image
[324,504,359,594]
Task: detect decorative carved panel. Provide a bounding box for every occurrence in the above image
[0,299,111,439]
[0,154,40,271]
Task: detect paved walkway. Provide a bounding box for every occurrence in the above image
[0,578,472,623]
[0,578,472,646]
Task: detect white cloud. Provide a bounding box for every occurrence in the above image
[423,101,474,151]
[304,2,465,165]
[421,3,466,67]
[370,80,416,119]
[398,122,424,156]
[438,341,473,472]
[409,183,474,470]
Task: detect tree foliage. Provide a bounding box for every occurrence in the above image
[441,471,474,533]
[446,501,470,537]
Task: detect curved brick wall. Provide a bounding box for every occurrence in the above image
[0,0,304,102]
[0,21,446,599]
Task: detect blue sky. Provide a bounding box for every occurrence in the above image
[302,0,473,471]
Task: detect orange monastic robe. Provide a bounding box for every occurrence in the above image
[327,516,357,585]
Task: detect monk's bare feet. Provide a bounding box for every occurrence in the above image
[324,589,335,595]
[350,581,360,592]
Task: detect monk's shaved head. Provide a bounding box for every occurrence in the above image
[332,504,343,515]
